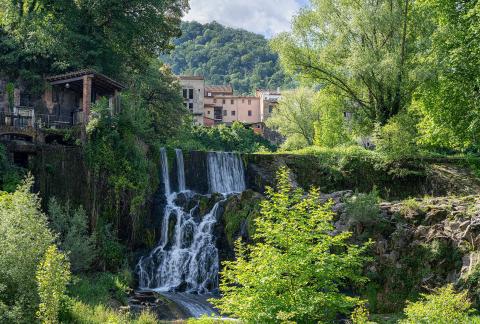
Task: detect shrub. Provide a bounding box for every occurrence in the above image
[95,223,127,272]
[0,144,24,192]
[400,285,475,324]
[0,177,54,322]
[48,198,96,273]
[36,245,71,324]
[212,167,370,322]
[375,111,419,160]
[345,189,383,236]
[61,271,146,324]
[187,315,228,323]
[351,304,375,324]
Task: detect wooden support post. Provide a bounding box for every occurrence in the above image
[82,75,93,124]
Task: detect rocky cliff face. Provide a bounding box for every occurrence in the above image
[219,186,480,313]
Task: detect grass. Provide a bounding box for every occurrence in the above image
[61,271,158,324]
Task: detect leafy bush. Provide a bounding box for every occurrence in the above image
[345,189,381,231]
[212,167,370,322]
[36,245,71,324]
[375,111,419,160]
[0,144,24,192]
[351,304,375,324]
[0,177,55,323]
[186,315,228,323]
[95,223,127,272]
[61,271,147,324]
[170,121,275,153]
[400,285,476,323]
[48,198,96,273]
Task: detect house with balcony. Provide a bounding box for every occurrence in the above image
[0,69,125,143]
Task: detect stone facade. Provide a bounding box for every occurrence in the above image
[179,76,205,125]
[178,76,282,130]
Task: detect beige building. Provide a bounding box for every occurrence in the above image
[257,89,281,122]
[204,85,260,125]
[178,76,282,130]
[179,76,205,124]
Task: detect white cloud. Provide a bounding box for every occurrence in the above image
[183,0,303,37]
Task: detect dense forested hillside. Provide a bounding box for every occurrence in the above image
[163,21,295,94]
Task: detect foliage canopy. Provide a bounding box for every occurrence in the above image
[164,21,295,94]
[212,168,370,322]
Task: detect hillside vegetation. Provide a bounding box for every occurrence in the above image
[163,21,295,94]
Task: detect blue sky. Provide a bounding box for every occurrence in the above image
[184,0,309,38]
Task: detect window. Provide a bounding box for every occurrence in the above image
[223,110,227,116]
[222,99,226,104]
[231,99,234,104]
[269,105,273,113]
[188,102,193,110]
[182,89,188,99]
[189,89,194,100]
[231,110,236,116]
[208,92,212,97]
[213,99,217,103]
[248,110,252,116]
[207,110,210,115]
[248,99,251,105]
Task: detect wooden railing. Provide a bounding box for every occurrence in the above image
[0,108,79,130]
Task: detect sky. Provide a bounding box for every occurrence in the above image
[183,0,309,38]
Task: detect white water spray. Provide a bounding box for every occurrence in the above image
[175,149,186,192]
[207,152,246,194]
[136,150,246,295]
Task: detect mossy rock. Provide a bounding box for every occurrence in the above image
[222,190,264,245]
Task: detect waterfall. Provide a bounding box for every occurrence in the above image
[207,152,246,194]
[136,149,246,297]
[175,149,186,192]
[160,148,171,196]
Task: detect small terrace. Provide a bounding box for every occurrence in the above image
[0,70,125,143]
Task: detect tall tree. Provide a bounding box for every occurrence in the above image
[0,0,188,79]
[266,87,320,146]
[413,0,480,150]
[272,0,415,126]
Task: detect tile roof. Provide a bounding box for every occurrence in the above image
[45,69,125,90]
[205,85,233,94]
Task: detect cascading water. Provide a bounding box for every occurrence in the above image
[160,148,171,196]
[175,149,186,192]
[136,150,246,311]
[207,152,246,194]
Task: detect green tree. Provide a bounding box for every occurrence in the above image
[0,0,187,83]
[0,176,54,322]
[314,90,351,148]
[272,0,415,126]
[212,168,370,323]
[48,198,96,273]
[266,88,320,147]
[36,245,71,324]
[413,0,480,150]
[401,285,476,324]
[374,110,419,159]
